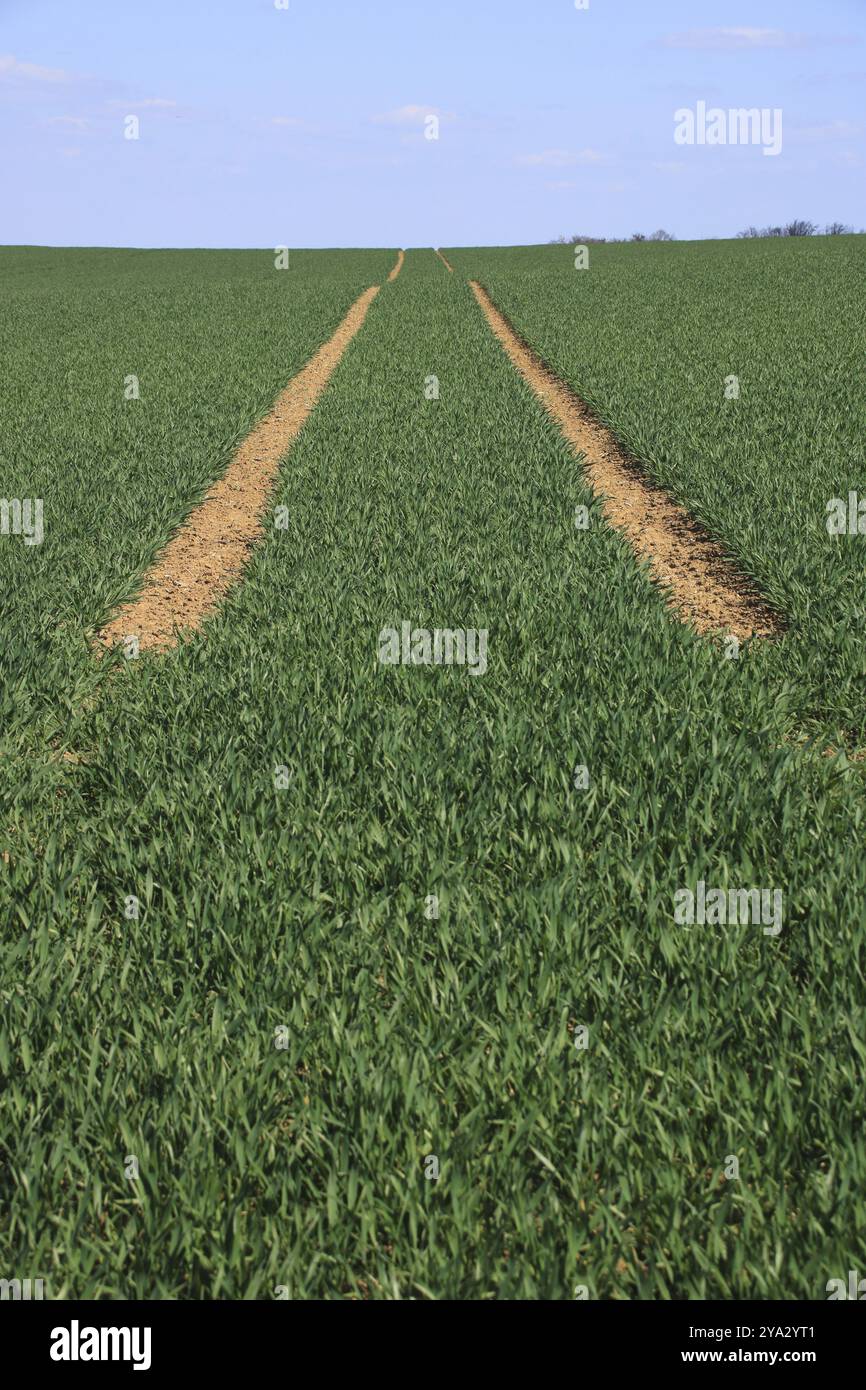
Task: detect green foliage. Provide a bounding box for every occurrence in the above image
[1,244,864,1299]
[446,235,866,737]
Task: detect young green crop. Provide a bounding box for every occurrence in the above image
[0,244,393,770]
[446,236,866,741]
[1,245,865,1300]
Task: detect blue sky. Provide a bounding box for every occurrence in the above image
[1,0,864,247]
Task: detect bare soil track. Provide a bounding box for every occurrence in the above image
[435,249,454,273]
[96,285,380,653]
[470,280,782,641]
[388,249,405,281]
[95,263,779,656]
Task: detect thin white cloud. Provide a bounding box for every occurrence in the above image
[799,70,866,86]
[372,104,454,126]
[0,53,69,81]
[792,119,862,141]
[272,116,306,127]
[659,28,845,51]
[106,97,177,109]
[46,115,90,130]
[516,148,606,168]
[652,160,687,174]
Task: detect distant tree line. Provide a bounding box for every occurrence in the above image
[737,220,859,237]
[550,222,862,244]
[550,229,676,244]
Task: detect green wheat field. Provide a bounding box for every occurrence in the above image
[1,237,865,1298]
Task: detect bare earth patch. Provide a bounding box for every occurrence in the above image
[470,280,782,641]
[97,285,380,653]
[388,249,405,281]
[435,249,454,273]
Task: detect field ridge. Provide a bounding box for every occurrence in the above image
[470,279,782,641]
[96,283,381,652]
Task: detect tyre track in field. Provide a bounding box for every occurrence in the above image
[435,249,454,273]
[388,249,405,281]
[470,280,783,642]
[96,285,381,653]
